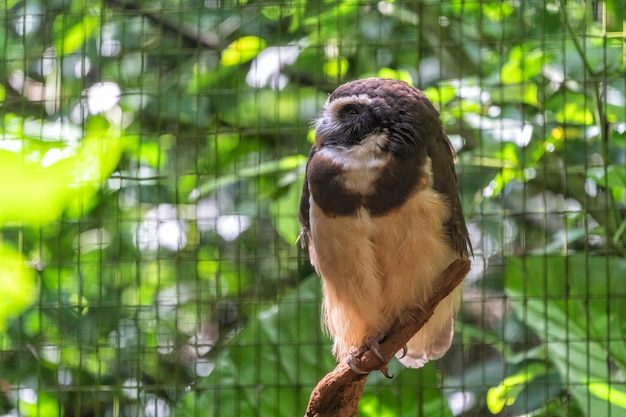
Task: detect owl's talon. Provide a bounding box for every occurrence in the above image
[345,338,394,376]
[380,365,393,379]
[346,354,369,374]
[346,354,394,378]
[365,337,386,364]
[397,344,408,359]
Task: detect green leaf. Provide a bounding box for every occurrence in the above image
[360,361,453,417]
[18,390,63,417]
[217,89,324,128]
[0,244,37,332]
[0,149,73,224]
[489,83,539,107]
[486,362,549,413]
[0,116,124,224]
[501,47,544,84]
[423,85,457,108]
[556,102,594,125]
[270,173,305,244]
[589,382,626,409]
[505,255,626,416]
[323,57,349,80]
[193,155,307,199]
[303,2,360,36]
[262,5,295,21]
[221,36,266,66]
[54,14,100,56]
[63,130,125,218]
[587,165,626,205]
[375,68,413,85]
[482,1,514,21]
[287,0,307,33]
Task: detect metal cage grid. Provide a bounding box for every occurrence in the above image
[0,1,624,416]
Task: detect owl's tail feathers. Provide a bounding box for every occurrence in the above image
[395,317,455,368]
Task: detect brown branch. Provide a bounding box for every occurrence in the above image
[305,258,471,417]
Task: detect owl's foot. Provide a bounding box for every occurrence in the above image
[346,337,393,378]
[397,344,408,359]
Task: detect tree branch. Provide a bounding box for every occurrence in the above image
[305,258,471,417]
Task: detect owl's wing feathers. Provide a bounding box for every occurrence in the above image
[298,146,317,267]
[393,85,470,260]
[298,146,315,236]
[427,128,472,259]
[381,82,471,259]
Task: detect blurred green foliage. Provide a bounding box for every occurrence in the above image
[0,0,625,416]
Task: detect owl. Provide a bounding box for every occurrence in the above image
[299,78,471,368]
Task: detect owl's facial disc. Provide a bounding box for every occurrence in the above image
[314,94,381,149]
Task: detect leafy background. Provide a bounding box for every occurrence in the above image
[0,0,625,416]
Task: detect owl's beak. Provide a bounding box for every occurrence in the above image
[313,116,332,148]
[314,115,376,149]
[313,131,326,149]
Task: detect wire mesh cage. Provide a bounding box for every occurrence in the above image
[0,1,625,416]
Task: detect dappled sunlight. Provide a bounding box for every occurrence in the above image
[134,204,188,252]
[246,44,303,89]
[215,214,251,241]
[86,82,122,114]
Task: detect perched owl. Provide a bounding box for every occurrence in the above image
[299,78,471,369]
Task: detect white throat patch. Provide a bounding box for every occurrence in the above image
[318,133,391,194]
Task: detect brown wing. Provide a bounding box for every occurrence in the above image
[428,130,472,258]
[298,146,318,267]
[298,145,317,236]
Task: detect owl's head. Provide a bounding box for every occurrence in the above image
[313,78,442,159]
